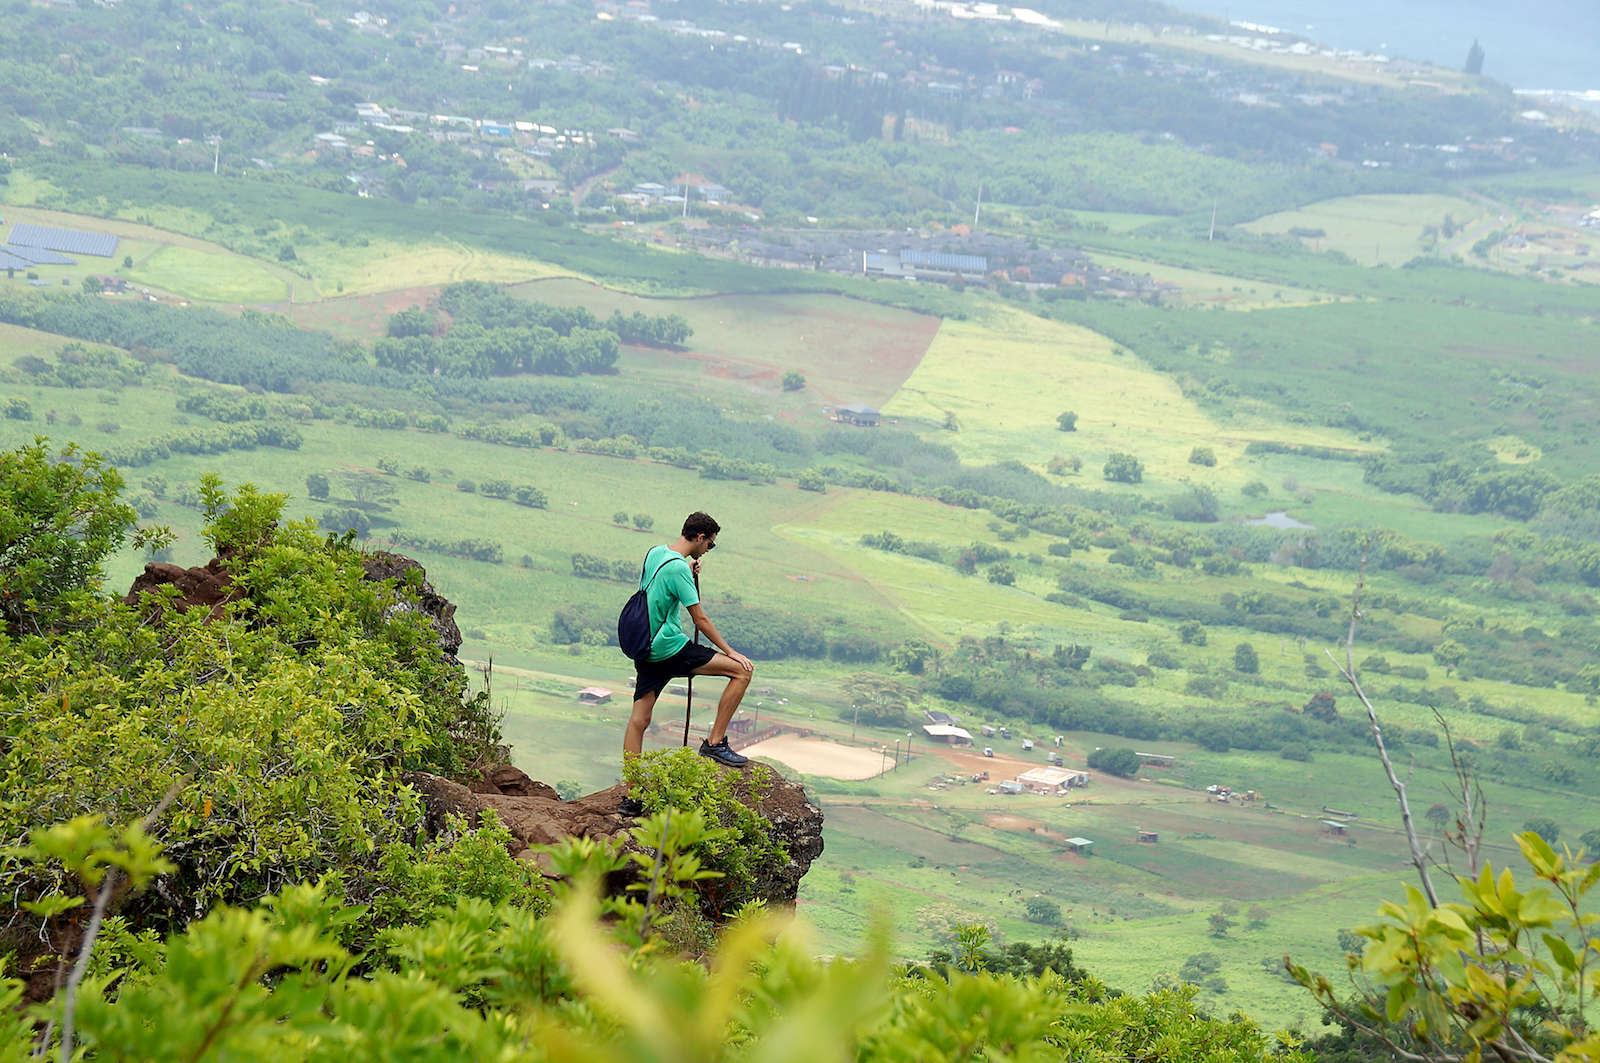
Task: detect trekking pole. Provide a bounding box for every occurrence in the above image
[682,568,700,746]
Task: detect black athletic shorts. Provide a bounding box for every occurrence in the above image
[634,642,719,700]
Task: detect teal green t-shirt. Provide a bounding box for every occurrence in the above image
[640,544,699,662]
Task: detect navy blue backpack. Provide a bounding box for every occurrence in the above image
[617,553,677,661]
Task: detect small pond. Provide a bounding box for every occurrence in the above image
[1243,511,1316,530]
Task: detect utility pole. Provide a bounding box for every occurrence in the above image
[1208,197,1217,241]
[682,183,689,220]
[973,183,983,227]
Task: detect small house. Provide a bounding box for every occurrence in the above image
[1015,767,1089,794]
[925,708,959,726]
[998,780,1024,795]
[1064,837,1093,855]
[577,687,613,705]
[1321,820,1348,836]
[1137,830,1159,844]
[922,724,974,747]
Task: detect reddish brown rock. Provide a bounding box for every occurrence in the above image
[124,559,239,621]
[403,770,825,911]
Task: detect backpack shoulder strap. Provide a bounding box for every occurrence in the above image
[641,551,678,590]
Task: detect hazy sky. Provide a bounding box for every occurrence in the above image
[1182,0,1598,90]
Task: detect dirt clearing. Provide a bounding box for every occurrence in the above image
[744,733,891,780]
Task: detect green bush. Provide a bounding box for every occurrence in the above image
[0,459,498,940]
[1103,452,1144,484]
[1086,747,1141,777]
[0,440,136,635]
[622,749,787,916]
[1024,895,1062,925]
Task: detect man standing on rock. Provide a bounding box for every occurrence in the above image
[621,511,755,817]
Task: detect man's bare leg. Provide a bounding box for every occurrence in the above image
[690,654,754,744]
[624,689,660,763]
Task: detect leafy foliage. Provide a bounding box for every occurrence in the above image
[0,439,135,635]
[621,750,787,917]
[1,450,500,946]
[1086,747,1141,777]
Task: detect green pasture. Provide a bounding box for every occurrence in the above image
[880,304,1373,490]
[1241,193,1494,267]
[1082,250,1336,309]
[512,278,944,409]
[134,245,290,304]
[0,320,75,356]
[0,201,312,302]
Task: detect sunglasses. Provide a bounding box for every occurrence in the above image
[705,540,717,551]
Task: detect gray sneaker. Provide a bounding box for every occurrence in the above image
[698,737,749,767]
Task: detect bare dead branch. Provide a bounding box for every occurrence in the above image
[1327,537,1439,908]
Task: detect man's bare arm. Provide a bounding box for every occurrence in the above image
[686,604,753,671]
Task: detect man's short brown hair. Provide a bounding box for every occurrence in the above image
[682,511,721,540]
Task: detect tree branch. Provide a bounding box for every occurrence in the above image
[1327,539,1439,908]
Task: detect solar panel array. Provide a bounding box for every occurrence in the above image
[9,246,77,265]
[7,222,119,257]
[0,247,78,271]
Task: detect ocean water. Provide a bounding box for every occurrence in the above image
[1178,0,1598,91]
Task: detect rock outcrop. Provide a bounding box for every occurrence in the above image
[406,764,826,910]
[125,550,463,664]
[124,558,240,620]
[358,551,463,661]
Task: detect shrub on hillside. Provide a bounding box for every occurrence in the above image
[1086,747,1141,777]
[1024,895,1063,925]
[623,749,787,916]
[1171,485,1219,523]
[1,461,501,947]
[1103,452,1144,484]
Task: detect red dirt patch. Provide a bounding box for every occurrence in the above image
[287,286,441,340]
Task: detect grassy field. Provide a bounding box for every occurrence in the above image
[1083,250,1337,309]
[1240,193,1494,266]
[508,279,944,409]
[1,192,575,306]
[880,304,1374,487]
[135,245,290,303]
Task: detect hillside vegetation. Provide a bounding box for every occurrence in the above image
[6,0,1600,1055]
